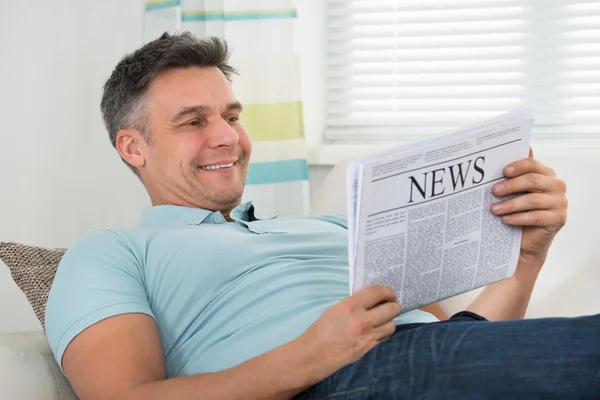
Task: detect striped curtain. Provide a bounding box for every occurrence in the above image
[144,0,309,217]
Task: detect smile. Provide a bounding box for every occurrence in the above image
[199,162,235,170]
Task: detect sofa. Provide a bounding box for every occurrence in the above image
[2,151,599,399]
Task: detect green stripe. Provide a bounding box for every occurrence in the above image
[181,9,297,22]
[247,159,308,185]
[241,101,304,142]
[145,0,180,11]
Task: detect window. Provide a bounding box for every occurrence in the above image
[324,0,600,143]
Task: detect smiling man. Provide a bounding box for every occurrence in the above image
[113,60,249,215]
[45,32,600,400]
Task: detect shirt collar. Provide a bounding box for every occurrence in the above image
[138,201,263,229]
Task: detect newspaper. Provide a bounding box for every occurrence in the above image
[347,109,533,312]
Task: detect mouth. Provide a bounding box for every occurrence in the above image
[198,161,236,171]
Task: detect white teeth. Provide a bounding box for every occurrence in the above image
[200,162,234,170]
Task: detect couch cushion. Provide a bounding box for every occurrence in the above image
[0,243,66,329]
[0,330,79,400]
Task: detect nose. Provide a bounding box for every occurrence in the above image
[207,116,239,149]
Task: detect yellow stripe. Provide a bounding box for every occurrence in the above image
[241,102,304,142]
[251,139,308,163]
[145,0,174,6]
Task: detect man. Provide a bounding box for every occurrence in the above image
[45,32,599,400]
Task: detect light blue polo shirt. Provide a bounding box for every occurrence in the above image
[45,202,437,377]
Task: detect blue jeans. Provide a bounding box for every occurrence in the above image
[295,311,600,399]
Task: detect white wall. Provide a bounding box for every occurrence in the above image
[0,0,150,333]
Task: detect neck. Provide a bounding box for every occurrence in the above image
[152,195,238,214]
[222,211,234,222]
[143,180,241,217]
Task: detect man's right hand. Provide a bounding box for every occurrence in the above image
[298,285,401,381]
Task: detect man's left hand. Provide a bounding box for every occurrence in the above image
[490,148,568,267]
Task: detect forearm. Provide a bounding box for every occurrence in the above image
[420,303,448,320]
[467,255,544,321]
[127,337,321,400]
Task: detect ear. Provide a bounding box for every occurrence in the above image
[116,129,147,170]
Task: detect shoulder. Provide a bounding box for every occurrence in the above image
[58,228,145,271]
[51,228,149,300]
[64,229,129,251]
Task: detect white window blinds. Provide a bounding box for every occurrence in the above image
[325,0,600,142]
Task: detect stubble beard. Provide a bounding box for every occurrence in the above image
[191,159,248,206]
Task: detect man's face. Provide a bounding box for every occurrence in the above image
[141,66,252,210]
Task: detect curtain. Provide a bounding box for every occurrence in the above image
[144,0,309,217]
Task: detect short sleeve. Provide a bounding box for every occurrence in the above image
[45,230,155,372]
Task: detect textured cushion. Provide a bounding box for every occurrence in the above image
[0,243,66,329]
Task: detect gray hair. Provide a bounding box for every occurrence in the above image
[100,32,237,175]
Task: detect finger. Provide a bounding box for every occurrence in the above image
[529,147,534,158]
[364,301,402,328]
[353,285,398,310]
[371,320,397,342]
[490,193,559,216]
[501,210,567,227]
[504,157,555,178]
[493,174,565,197]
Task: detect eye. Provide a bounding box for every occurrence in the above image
[185,119,203,127]
[227,116,240,125]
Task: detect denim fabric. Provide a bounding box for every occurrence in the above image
[295,312,600,399]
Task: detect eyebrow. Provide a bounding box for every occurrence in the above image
[169,102,244,123]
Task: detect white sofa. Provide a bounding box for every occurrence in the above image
[2,151,599,399]
[0,331,78,399]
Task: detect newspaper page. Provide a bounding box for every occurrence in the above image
[347,109,533,312]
